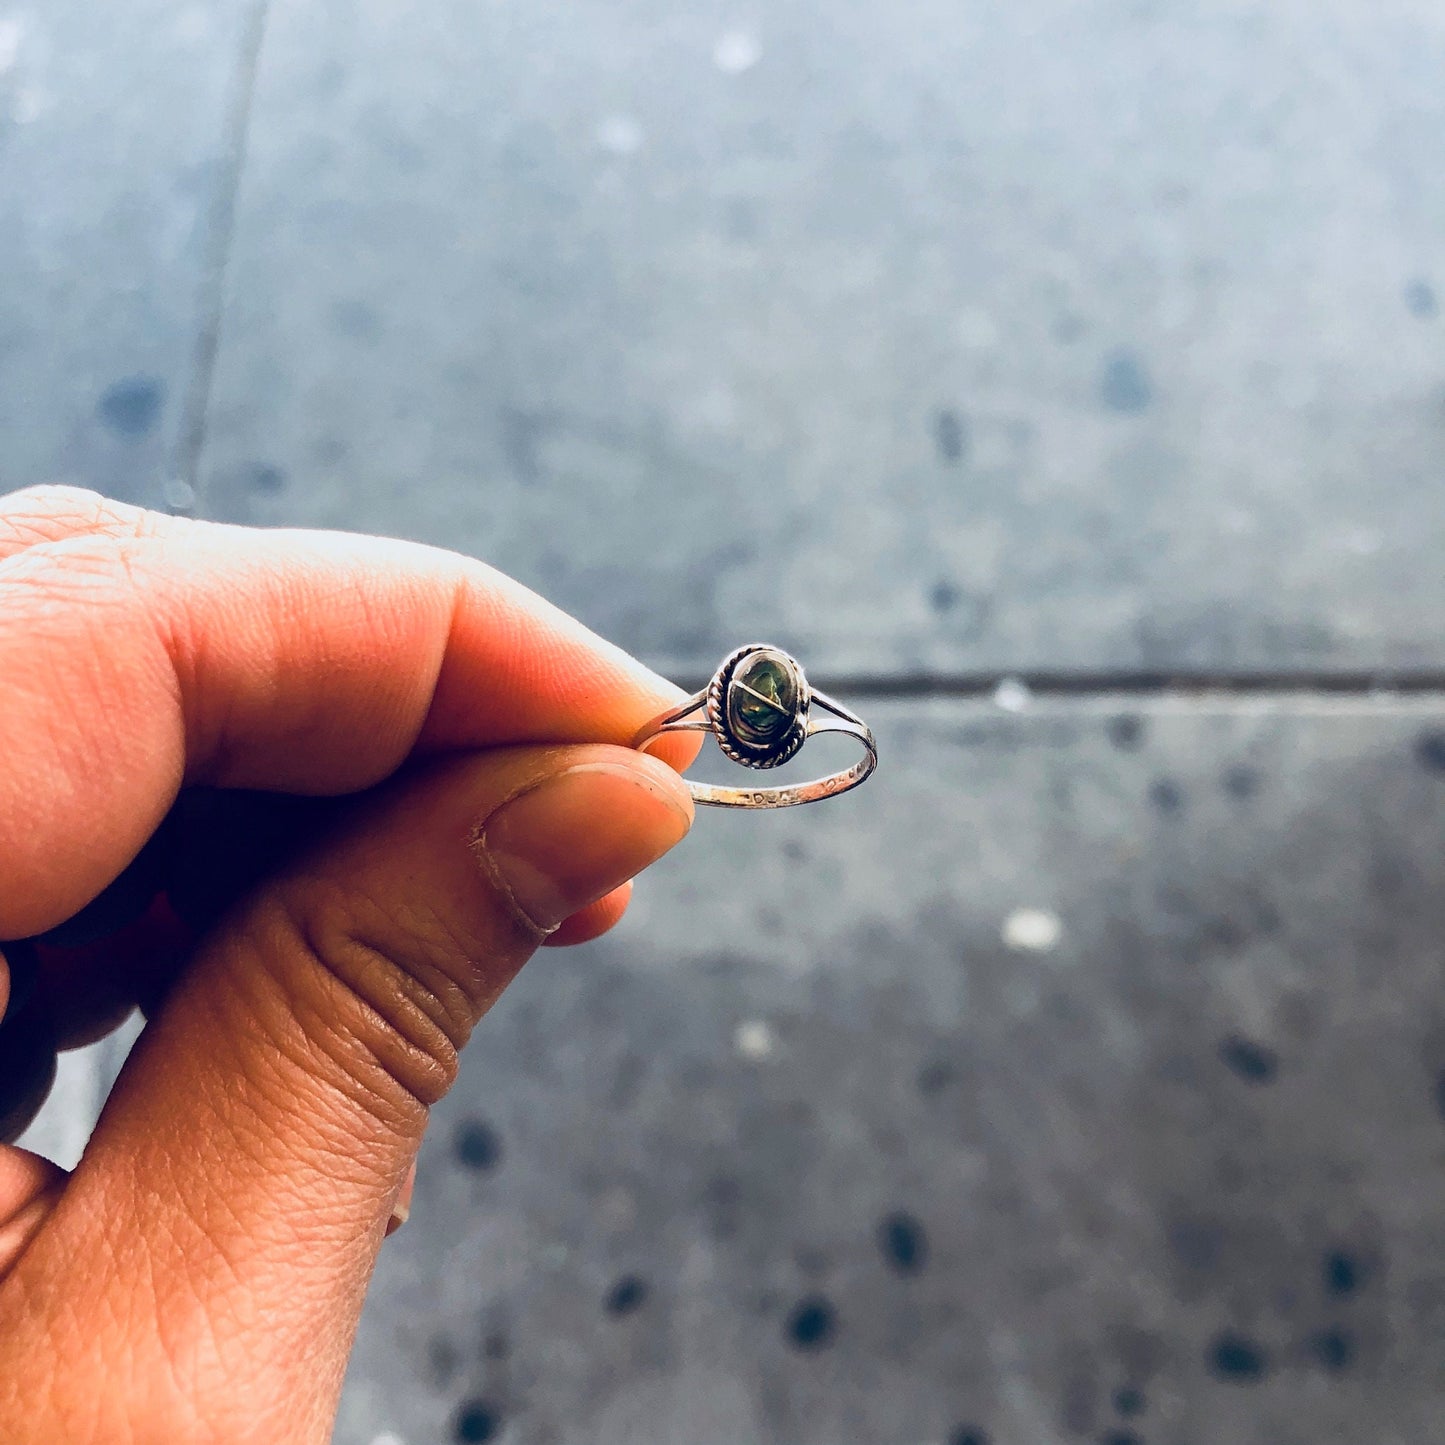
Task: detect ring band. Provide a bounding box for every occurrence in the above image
[631,644,878,808]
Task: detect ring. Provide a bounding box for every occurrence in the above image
[631,643,877,808]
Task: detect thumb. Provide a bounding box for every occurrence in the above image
[0,744,692,1444]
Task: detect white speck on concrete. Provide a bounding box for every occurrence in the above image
[713,30,761,74]
[1002,907,1063,953]
[12,84,46,124]
[682,383,739,434]
[1157,286,1194,332]
[993,677,1031,713]
[163,478,196,512]
[0,17,24,75]
[174,6,210,45]
[368,1434,407,1445]
[598,1184,638,1232]
[1341,528,1382,557]
[1278,370,1318,411]
[540,1242,570,1269]
[596,114,644,155]
[956,307,999,351]
[734,1019,775,1060]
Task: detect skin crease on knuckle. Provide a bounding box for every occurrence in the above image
[0,483,156,554]
[238,812,542,1104]
[234,891,465,1127]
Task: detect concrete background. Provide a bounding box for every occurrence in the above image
[7,1,1445,1442]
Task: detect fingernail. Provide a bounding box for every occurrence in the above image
[478,758,693,935]
[0,940,39,1021]
[387,1160,416,1237]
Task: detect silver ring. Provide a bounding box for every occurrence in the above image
[631,643,878,808]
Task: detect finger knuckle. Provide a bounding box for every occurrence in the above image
[0,485,157,548]
[246,884,474,1116]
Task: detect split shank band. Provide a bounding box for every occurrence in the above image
[631,644,878,809]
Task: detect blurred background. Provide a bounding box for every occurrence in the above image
[7,1,1445,1441]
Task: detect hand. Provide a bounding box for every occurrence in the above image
[0,486,697,1442]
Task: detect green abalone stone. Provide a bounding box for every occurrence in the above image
[726,653,798,746]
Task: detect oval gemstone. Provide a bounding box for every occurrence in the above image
[726,653,798,746]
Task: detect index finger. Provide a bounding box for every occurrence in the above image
[0,487,697,937]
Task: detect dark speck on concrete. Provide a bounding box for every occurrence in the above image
[1309,1326,1354,1375]
[1434,1068,1445,1122]
[482,1332,510,1361]
[604,1274,649,1316]
[878,1211,928,1275]
[1112,1386,1145,1417]
[786,1295,837,1351]
[453,1398,502,1443]
[1169,1217,1221,1271]
[1100,348,1153,413]
[248,462,287,493]
[935,408,968,464]
[1209,1330,1268,1383]
[331,298,382,338]
[948,1429,990,1445]
[725,197,760,241]
[1223,765,1260,800]
[1205,916,1247,950]
[427,1335,460,1388]
[1107,714,1147,751]
[98,376,165,438]
[918,1059,956,1095]
[931,580,960,613]
[454,1118,502,1171]
[1053,312,1086,343]
[1149,778,1185,815]
[702,1174,742,1241]
[499,407,545,483]
[1415,731,1445,774]
[1062,1376,1096,1434]
[310,434,351,467]
[1404,278,1438,319]
[1324,1250,1362,1297]
[1219,1034,1278,1083]
[1100,1433,1143,1445]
